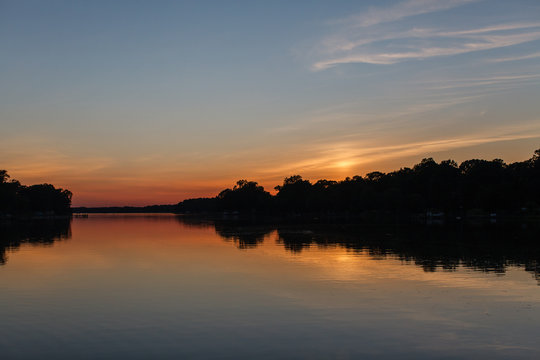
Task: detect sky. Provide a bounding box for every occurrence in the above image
[1,0,540,206]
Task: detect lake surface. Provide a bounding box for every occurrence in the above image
[1,214,540,359]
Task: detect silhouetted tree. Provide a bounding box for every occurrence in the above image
[0,171,72,217]
[218,180,272,212]
[176,149,540,220]
[274,175,312,212]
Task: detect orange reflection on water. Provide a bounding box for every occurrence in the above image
[3,214,538,300]
[2,214,540,359]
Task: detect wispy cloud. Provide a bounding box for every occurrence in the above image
[311,0,540,70]
[338,0,478,28]
[266,88,501,137]
[260,126,540,178]
[423,74,540,90]
[313,26,540,69]
[488,51,540,63]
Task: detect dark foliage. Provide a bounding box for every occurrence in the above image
[178,180,272,214]
[176,149,540,219]
[0,170,72,217]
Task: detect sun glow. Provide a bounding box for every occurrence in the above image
[335,160,356,169]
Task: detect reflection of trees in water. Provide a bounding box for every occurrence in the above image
[213,221,274,250]
[174,215,216,230]
[277,225,540,284]
[275,230,327,253]
[0,219,71,265]
[179,218,540,285]
[285,225,540,284]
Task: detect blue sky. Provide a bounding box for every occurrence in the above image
[1,0,539,205]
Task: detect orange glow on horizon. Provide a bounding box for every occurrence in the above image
[3,137,539,207]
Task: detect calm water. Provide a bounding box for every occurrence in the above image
[1,214,540,359]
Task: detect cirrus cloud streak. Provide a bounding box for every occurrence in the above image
[312,0,540,70]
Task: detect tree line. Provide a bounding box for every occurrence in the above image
[176,148,540,219]
[0,170,72,217]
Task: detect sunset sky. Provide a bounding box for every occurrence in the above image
[2,0,540,206]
